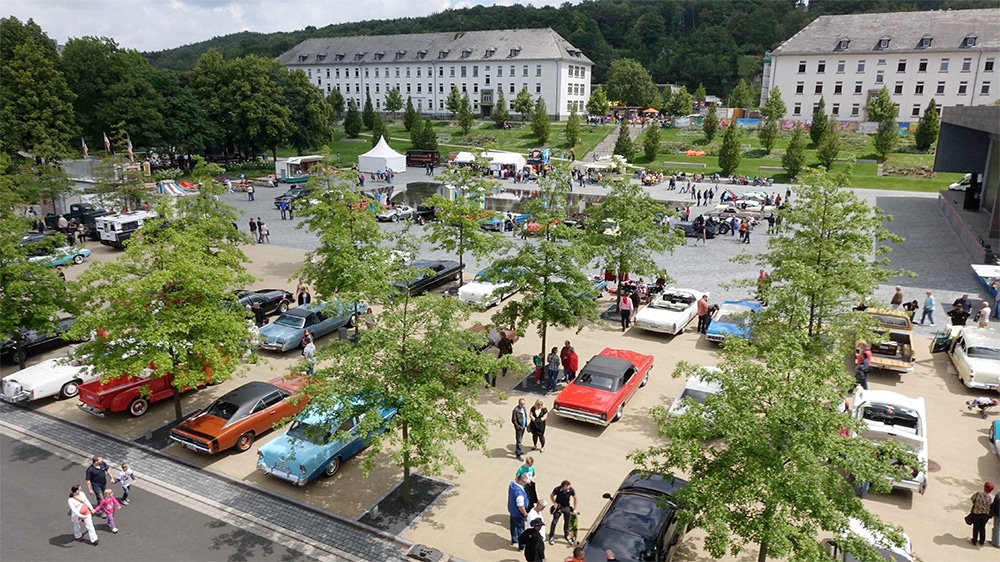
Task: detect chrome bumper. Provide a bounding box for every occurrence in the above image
[77,402,107,417]
[552,407,609,426]
[257,462,306,486]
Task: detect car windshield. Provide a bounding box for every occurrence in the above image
[588,527,655,561]
[717,309,752,327]
[273,314,306,329]
[967,346,1000,360]
[206,401,240,420]
[861,403,921,434]
[679,388,714,405]
[287,420,331,445]
[575,372,616,391]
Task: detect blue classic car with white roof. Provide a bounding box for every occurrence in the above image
[256,405,397,485]
[705,300,761,343]
[259,300,367,352]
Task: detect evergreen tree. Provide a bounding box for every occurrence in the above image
[530,96,550,144]
[327,88,345,120]
[402,96,419,132]
[384,87,404,120]
[866,86,896,122]
[809,97,828,146]
[816,116,842,169]
[343,98,362,138]
[728,78,752,110]
[457,92,474,135]
[914,99,940,152]
[513,87,534,120]
[694,83,707,103]
[586,85,609,117]
[868,87,899,161]
[420,119,437,151]
[362,92,375,130]
[370,113,387,148]
[782,123,807,180]
[492,89,510,128]
[759,119,780,155]
[702,104,720,142]
[759,87,786,155]
[643,122,660,161]
[565,107,581,148]
[666,85,693,117]
[446,86,462,118]
[612,119,634,161]
[718,121,742,176]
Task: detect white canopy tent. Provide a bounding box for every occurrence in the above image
[358,136,406,173]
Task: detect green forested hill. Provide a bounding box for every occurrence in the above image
[144,0,997,97]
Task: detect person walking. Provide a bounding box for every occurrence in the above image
[258,221,270,244]
[549,480,578,546]
[85,455,113,513]
[969,482,994,546]
[493,330,514,387]
[696,294,710,334]
[302,339,316,375]
[920,291,936,325]
[890,286,904,308]
[296,279,312,306]
[118,462,135,505]
[95,489,122,533]
[279,199,288,220]
[545,347,561,392]
[563,345,578,383]
[246,183,255,201]
[517,456,538,506]
[618,291,634,332]
[855,343,872,390]
[974,301,992,328]
[68,485,99,545]
[529,400,548,452]
[990,490,1000,547]
[512,398,528,461]
[248,218,257,244]
[508,473,531,547]
[518,518,547,561]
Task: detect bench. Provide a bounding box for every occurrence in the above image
[663,162,707,168]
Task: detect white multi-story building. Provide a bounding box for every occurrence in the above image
[277,28,592,120]
[761,8,999,125]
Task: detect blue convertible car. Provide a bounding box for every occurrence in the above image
[256,404,397,485]
[259,300,367,352]
[705,300,761,343]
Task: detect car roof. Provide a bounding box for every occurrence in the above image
[958,327,999,347]
[854,389,925,412]
[618,469,688,497]
[410,260,458,268]
[281,307,313,318]
[218,380,281,404]
[719,300,761,311]
[581,355,636,378]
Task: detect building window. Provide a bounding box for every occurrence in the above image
[897,60,906,72]
[450,66,455,77]
[936,81,946,94]
[439,84,444,94]
[986,58,995,72]
[498,66,503,77]
[814,83,823,94]
[798,60,806,73]
[510,84,515,94]
[894,82,903,95]
[836,39,850,51]
[535,83,541,94]
[416,84,421,93]
[462,84,467,93]
[375,84,379,93]
[812,103,820,113]
[375,69,380,78]
[817,60,826,73]
[918,36,932,49]
[982,82,991,95]
[854,82,863,94]
[877,59,886,66]
[958,81,968,95]
[522,65,528,77]
[962,58,972,72]
[876,71,884,84]
[406,84,410,94]
[918,59,927,72]
[962,36,977,48]
[940,58,949,72]
[485,77,490,85]
[832,103,840,115]
[567,84,573,95]
[473,65,478,78]
[915,82,924,95]
[474,84,479,93]
[364,68,369,78]
[911,105,920,117]
[336,69,340,78]
[307,69,312,78]
[876,38,889,50]
[510,65,515,76]
[417,67,422,77]
[439,100,444,110]
[834,82,843,95]
[795,82,804,94]
[395,68,400,78]
[857,60,866,73]
[536,64,542,76]
[851,104,860,116]
[326,69,330,78]
[837,60,845,73]
[354,68,360,78]
[405,67,410,78]
[375,99,380,109]
[460,66,466,78]
[793,103,801,116]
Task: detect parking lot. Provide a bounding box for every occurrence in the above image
[5,181,997,562]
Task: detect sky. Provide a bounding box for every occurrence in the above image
[3,0,563,53]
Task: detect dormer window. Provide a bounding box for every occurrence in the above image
[315,54,326,62]
[962,35,977,48]
[354,52,365,61]
[297,54,309,62]
[509,47,521,57]
[918,36,932,49]
[374,52,384,61]
[835,39,850,51]
[335,53,345,61]
[438,50,449,59]
[875,37,890,50]
[461,49,472,58]
[485,48,495,59]
[416,50,427,59]
[395,51,405,60]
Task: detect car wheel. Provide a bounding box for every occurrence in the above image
[717,224,730,235]
[613,403,624,422]
[323,457,342,477]
[454,272,462,281]
[12,348,27,366]
[73,254,85,264]
[128,397,149,417]
[277,301,289,313]
[391,214,398,222]
[640,372,649,387]
[236,432,255,452]
[59,380,81,399]
[346,314,355,329]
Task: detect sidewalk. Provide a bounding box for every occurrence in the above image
[0,401,413,562]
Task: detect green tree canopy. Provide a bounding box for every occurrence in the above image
[362,92,375,130]
[642,122,660,160]
[693,83,707,102]
[446,86,463,118]
[816,116,842,169]
[612,119,634,162]
[283,69,333,155]
[343,99,362,138]
[370,114,387,148]
[914,99,940,152]
[384,87,404,119]
[586,84,610,117]
[761,86,787,121]
[665,85,693,117]
[513,87,534,120]
[402,95,419,132]
[866,86,896,123]
[728,78,752,110]
[809,97,828,146]
[565,107,582,148]
[702,104,720,142]
[458,92,474,135]
[327,88,345,120]
[606,58,659,107]
[781,124,807,180]
[717,121,742,176]
[530,96,550,144]
[492,89,510,128]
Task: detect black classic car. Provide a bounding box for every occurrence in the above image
[273,187,313,209]
[674,220,718,239]
[394,260,464,296]
[581,470,688,562]
[1,317,80,366]
[235,289,294,316]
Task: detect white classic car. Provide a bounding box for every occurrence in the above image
[457,268,516,308]
[852,389,928,495]
[375,205,415,222]
[634,288,708,335]
[1,351,97,402]
[938,327,1000,392]
[668,370,721,417]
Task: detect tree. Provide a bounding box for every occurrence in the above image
[384,87,404,120]
[410,118,438,151]
[758,119,779,156]
[758,87,786,155]
[457,92,474,135]
[873,116,898,162]
[492,89,510,129]
[665,85,693,118]
[327,88,345,121]
[866,86,895,123]
[362,92,375,130]
[693,83,707,103]
[370,114,387,148]
[867,87,899,161]
[284,69,333,155]
[612,119,634,161]
[718,121,742,176]
[586,85,610,117]
[530,96,550,144]
[513,87,534,121]
[446,86,463,118]
[402,95,419,132]
[809,97,828,146]
[67,179,254,421]
[0,37,76,159]
[781,124,807,180]
[914,99,940,152]
[702,104,720,142]
[642,122,660,160]
[816,116,842,170]
[728,78,752,110]
[343,99,362,138]
[565,107,581,148]
[605,58,659,108]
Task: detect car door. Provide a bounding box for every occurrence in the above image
[251,390,291,434]
[660,510,682,561]
[337,415,366,459]
[951,336,973,383]
[311,309,336,338]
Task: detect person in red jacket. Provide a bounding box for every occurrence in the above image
[560,343,579,383]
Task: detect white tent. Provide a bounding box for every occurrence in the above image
[358,136,406,173]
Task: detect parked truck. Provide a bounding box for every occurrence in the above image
[856,309,916,373]
[77,368,211,417]
[44,203,108,240]
[94,210,158,249]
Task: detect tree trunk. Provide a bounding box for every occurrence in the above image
[172,386,183,421]
[757,539,768,562]
[457,227,465,288]
[402,420,411,504]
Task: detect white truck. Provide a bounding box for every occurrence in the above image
[94,210,158,249]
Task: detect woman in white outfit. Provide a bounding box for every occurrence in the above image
[68,484,98,545]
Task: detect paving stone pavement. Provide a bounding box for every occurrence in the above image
[0,401,410,562]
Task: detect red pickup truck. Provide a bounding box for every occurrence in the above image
[77,369,211,417]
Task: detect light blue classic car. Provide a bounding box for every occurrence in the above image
[259,300,367,352]
[256,405,397,485]
[29,246,92,267]
[705,300,761,343]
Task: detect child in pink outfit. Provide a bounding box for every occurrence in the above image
[95,489,122,533]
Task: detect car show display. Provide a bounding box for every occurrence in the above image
[552,348,652,426]
[634,288,708,335]
[259,300,367,352]
[851,389,928,495]
[705,300,761,343]
[1,350,97,402]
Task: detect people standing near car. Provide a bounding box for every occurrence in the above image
[258,221,270,244]
[118,462,135,505]
[246,183,255,201]
[903,299,919,321]
[85,455,113,513]
[302,339,316,375]
[696,294,710,334]
[618,292,634,332]
[300,329,313,348]
[252,302,266,327]
[855,343,872,390]
[974,301,992,328]
[561,345,578,383]
[920,291,936,325]
[529,401,548,452]
[95,489,122,533]
[526,500,547,541]
[68,485,98,545]
[947,303,970,326]
[296,279,312,306]
[954,293,973,314]
[990,490,1000,547]
[279,199,288,220]
[891,286,904,308]
[549,480,578,546]
[517,456,538,506]
[545,347,561,392]
[512,398,527,461]
[518,518,547,562]
[508,473,531,547]
[969,482,994,546]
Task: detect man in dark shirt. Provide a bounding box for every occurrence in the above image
[85,455,113,514]
[953,294,973,314]
[518,518,546,562]
[549,480,578,545]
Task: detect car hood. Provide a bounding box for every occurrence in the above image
[259,324,300,342]
[706,320,748,338]
[258,432,328,469]
[556,383,616,412]
[458,280,507,298]
[3,358,90,388]
[636,307,686,322]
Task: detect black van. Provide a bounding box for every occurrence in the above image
[406,150,440,166]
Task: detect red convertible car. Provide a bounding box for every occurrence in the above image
[551,348,653,426]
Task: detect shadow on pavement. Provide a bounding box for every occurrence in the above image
[358,473,450,535]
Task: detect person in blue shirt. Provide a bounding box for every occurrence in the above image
[507,473,530,548]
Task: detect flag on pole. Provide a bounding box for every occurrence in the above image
[126,134,134,163]
[81,137,89,158]
[103,132,111,152]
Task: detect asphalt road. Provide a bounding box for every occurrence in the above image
[0,432,318,562]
